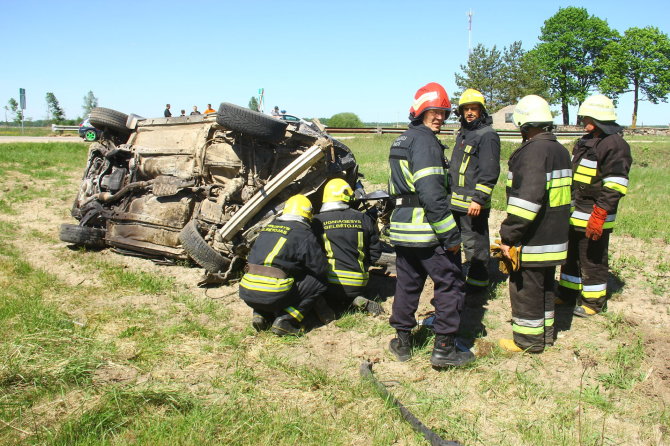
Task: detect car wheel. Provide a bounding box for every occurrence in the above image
[89,107,131,140]
[216,102,288,143]
[59,224,106,249]
[84,130,98,141]
[179,221,230,273]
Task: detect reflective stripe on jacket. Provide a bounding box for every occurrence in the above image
[500,133,572,267]
[388,122,460,248]
[569,132,632,232]
[449,117,501,211]
[313,207,382,288]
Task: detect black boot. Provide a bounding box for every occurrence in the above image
[430,334,475,368]
[271,314,303,336]
[251,311,271,332]
[314,297,336,325]
[389,330,412,362]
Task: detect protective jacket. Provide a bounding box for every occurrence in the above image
[240,219,328,303]
[500,133,572,267]
[388,122,460,249]
[569,133,632,232]
[449,115,501,211]
[313,207,382,288]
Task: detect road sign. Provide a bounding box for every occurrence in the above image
[19,88,26,110]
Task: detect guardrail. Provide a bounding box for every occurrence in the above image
[325,127,585,137]
[51,124,80,132]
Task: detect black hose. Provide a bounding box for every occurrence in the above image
[359,361,463,446]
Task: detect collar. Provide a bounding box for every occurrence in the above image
[320,202,349,212]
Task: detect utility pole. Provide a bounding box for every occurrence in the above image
[467,9,473,56]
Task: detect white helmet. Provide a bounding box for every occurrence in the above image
[513,95,553,128]
[578,94,617,121]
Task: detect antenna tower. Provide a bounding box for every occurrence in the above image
[467,9,473,55]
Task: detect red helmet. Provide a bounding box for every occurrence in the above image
[409,82,451,120]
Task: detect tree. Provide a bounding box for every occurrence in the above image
[82,90,98,117]
[455,44,503,111]
[248,96,259,111]
[328,112,363,128]
[600,26,670,128]
[530,7,618,124]
[455,41,548,113]
[46,92,66,122]
[7,98,23,123]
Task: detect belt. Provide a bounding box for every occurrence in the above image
[394,194,421,207]
[245,263,287,279]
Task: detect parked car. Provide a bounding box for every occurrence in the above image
[60,104,390,284]
[78,118,102,142]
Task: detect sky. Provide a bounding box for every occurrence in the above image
[1,0,669,126]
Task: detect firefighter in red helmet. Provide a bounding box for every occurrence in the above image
[387,82,474,368]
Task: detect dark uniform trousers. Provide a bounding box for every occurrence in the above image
[325,284,365,312]
[559,227,610,312]
[390,245,464,335]
[509,267,556,351]
[453,209,491,287]
[245,274,327,321]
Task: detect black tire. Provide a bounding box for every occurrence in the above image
[59,224,106,249]
[216,102,288,143]
[89,107,131,135]
[179,221,230,273]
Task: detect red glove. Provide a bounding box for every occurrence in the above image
[585,205,607,240]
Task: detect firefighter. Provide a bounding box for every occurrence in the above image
[312,178,383,315]
[449,88,501,290]
[557,94,633,317]
[387,82,474,368]
[239,194,329,336]
[498,95,572,353]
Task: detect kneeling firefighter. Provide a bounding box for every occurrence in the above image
[312,178,383,315]
[239,194,329,336]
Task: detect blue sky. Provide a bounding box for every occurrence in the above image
[2,0,669,125]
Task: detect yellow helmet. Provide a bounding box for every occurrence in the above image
[513,95,553,127]
[322,178,353,203]
[283,194,313,220]
[459,88,486,110]
[578,94,617,121]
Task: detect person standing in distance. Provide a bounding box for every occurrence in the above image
[498,95,572,353]
[164,104,172,117]
[449,89,500,291]
[557,95,632,317]
[387,82,474,368]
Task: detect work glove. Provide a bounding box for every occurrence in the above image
[490,239,521,274]
[585,205,607,241]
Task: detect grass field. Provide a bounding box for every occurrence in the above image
[0,126,56,137]
[0,140,669,445]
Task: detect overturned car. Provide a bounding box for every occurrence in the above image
[60,104,391,284]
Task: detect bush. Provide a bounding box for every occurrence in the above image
[328,112,363,128]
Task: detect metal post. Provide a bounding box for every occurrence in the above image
[467,10,473,56]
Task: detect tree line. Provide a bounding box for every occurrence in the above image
[3,91,99,126]
[456,6,670,127]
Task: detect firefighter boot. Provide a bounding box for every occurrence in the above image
[389,330,412,362]
[430,335,475,368]
[314,297,336,325]
[573,305,598,318]
[271,314,303,336]
[251,311,271,332]
[352,296,384,316]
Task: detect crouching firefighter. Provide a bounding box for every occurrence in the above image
[558,94,633,318]
[498,95,572,353]
[312,178,383,315]
[239,194,329,336]
[387,82,474,368]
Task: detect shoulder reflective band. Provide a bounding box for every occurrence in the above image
[264,237,287,266]
[506,196,541,221]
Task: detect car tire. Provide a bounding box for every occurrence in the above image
[216,102,288,143]
[179,221,230,273]
[59,224,106,249]
[89,107,131,137]
[84,130,98,141]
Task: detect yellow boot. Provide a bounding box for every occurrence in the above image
[499,338,523,352]
[573,305,597,318]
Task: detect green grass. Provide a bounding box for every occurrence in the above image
[0,126,54,137]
